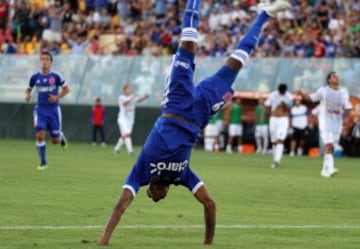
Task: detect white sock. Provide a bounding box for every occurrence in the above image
[297,147,303,156]
[124,137,133,154]
[226,144,232,152]
[114,137,123,151]
[204,137,214,151]
[272,144,276,162]
[275,144,284,163]
[263,136,269,153]
[323,154,334,172]
[256,137,262,151]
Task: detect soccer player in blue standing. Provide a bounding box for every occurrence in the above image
[25,51,70,170]
[98,0,291,246]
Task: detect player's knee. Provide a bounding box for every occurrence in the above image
[204,198,216,211]
[51,138,60,144]
[36,132,45,141]
[325,144,334,153]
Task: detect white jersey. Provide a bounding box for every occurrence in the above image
[118,94,139,123]
[309,86,352,133]
[290,105,308,129]
[265,91,294,112]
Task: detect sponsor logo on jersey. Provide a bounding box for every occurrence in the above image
[37,85,56,92]
[327,109,341,115]
[174,60,190,69]
[150,160,188,175]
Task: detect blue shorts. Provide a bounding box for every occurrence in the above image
[33,106,62,138]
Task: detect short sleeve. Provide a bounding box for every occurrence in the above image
[28,74,37,89]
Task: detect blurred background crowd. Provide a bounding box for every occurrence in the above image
[0,0,359,57]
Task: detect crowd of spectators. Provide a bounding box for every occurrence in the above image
[0,0,359,57]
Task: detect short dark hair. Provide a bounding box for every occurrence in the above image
[40,51,53,62]
[326,71,336,84]
[278,83,288,94]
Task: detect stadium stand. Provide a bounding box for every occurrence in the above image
[0,0,358,57]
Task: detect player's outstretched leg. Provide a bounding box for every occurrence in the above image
[207,0,291,89]
[178,0,202,54]
[227,0,291,70]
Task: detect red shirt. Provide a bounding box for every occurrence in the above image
[0,2,8,19]
[92,105,105,125]
[313,41,326,58]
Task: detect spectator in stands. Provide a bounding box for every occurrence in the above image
[0,0,9,31]
[64,32,90,54]
[42,1,63,43]
[91,97,106,147]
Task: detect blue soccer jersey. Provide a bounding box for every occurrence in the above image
[124,49,233,196]
[28,71,67,137]
[28,71,67,108]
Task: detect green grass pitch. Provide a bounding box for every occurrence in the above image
[0,139,359,249]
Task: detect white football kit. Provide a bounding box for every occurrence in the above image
[310,86,352,144]
[117,94,140,135]
[265,91,294,142]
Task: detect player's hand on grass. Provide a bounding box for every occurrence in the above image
[96,239,109,246]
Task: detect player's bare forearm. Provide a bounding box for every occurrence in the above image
[59,86,70,98]
[97,189,134,246]
[194,186,216,245]
[48,86,70,103]
[25,88,32,102]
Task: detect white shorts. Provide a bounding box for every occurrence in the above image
[118,119,134,135]
[269,116,289,142]
[204,124,219,137]
[228,124,243,137]
[320,130,340,145]
[255,124,269,138]
[215,120,224,133]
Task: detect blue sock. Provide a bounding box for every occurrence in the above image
[36,141,47,166]
[182,0,202,29]
[236,11,269,55]
[177,47,195,61]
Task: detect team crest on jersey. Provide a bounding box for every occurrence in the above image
[49,77,55,85]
